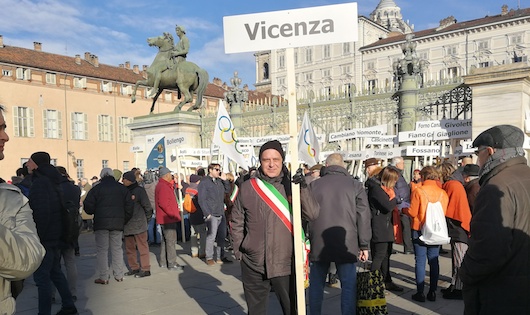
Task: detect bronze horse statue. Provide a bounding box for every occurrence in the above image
[131,32,209,113]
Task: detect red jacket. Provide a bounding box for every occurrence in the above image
[155,178,181,224]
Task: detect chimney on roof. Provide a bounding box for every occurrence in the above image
[75,54,81,65]
[119,64,124,68]
[33,42,42,51]
[0,35,3,48]
[501,5,509,15]
[222,82,228,90]
[436,16,457,31]
[90,54,99,67]
[243,84,249,91]
[213,77,222,86]
[125,61,130,69]
[133,65,140,74]
[142,65,148,72]
[84,52,91,61]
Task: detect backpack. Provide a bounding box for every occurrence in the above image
[419,191,451,245]
[55,184,82,244]
[183,188,197,213]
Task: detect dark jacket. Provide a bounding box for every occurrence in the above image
[232,168,319,278]
[365,176,397,243]
[390,167,410,211]
[461,156,530,315]
[124,182,153,236]
[83,176,133,231]
[187,182,205,226]
[29,164,64,246]
[198,175,230,217]
[309,165,371,263]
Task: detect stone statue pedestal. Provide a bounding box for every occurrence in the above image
[128,111,203,171]
[464,63,530,156]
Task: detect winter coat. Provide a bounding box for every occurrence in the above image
[309,165,370,263]
[461,156,530,315]
[405,179,449,231]
[83,176,133,231]
[58,176,81,246]
[124,182,153,236]
[464,178,480,214]
[0,183,45,315]
[29,164,64,246]
[442,179,471,243]
[232,168,319,278]
[154,178,181,224]
[366,176,397,243]
[198,175,230,217]
[391,167,410,211]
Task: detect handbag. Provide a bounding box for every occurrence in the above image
[357,266,388,315]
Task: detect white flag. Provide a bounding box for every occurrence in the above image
[212,100,249,170]
[297,111,320,167]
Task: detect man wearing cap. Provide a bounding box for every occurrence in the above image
[461,125,530,314]
[198,163,231,266]
[122,171,153,278]
[155,167,184,271]
[83,168,134,285]
[364,157,381,179]
[27,151,78,314]
[231,140,320,315]
[0,107,45,315]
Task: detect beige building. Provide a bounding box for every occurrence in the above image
[0,37,261,181]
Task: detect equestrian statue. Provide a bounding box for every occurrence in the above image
[131,25,209,113]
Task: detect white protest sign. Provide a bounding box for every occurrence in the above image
[180,160,209,168]
[223,3,358,53]
[329,124,387,142]
[178,148,210,156]
[130,144,144,153]
[406,146,441,156]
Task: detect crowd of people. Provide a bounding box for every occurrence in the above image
[1,101,529,315]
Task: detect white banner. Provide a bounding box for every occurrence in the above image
[178,148,210,156]
[130,144,144,153]
[329,124,388,142]
[406,146,442,156]
[223,3,358,53]
[180,160,209,168]
[297,111,320,167]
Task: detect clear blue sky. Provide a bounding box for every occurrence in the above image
[0,0,525,88]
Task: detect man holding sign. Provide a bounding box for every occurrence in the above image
[231,140,319,314]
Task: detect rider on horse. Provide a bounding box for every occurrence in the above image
[149,25,190,97]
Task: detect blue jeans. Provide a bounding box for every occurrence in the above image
[33,245,75,315]
[309,261,357,315]
[412,230,440,293]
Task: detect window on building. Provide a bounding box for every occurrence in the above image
[43,109,62,139]
[419,51,428,61]
[294,51,298,65]
[304,72,313,81]
[446,45,457,56]
[15,68,31,80]
[76,159,84,180]
[323,45,331,59]
[2,69,12,77]
[121,84,132,95]
[13,106,34,137]
[98,114,113,142]
[477,40,489,50]
[513,54,528,63]
[263,62,269,80]
[510,34,523,45]
[341,64,351,75]
[478,61,492,68]
[305,48,312,63]
[164,92,172,101]
[145,87,154,98]
[278,54,285,69]
[123,161,130,172]
[367,79,377,94]
[71,112,88,140]
[277,77,285,87]
[118,117,133,143]
[447,67,458,77]
[322,69,331,79]
[101,81,113,93]
[102,160,108,169]
[50,158,57,166]
[367,62,375,70]
[343,43,351,55]
[45,73,56,85]
[324,86,331,100]
[74,77,87,88]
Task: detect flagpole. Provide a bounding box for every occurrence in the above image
[286,47,305,314]
[175,146,186,243]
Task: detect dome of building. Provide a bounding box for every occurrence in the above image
[370,0,413,34]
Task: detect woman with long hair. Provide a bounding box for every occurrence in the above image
[366,166,403,291]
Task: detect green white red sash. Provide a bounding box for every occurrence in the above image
[229,185,239,203]
[250,177,310,287]
[250,178,293,233]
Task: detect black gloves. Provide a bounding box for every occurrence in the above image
[291,168,307,188]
